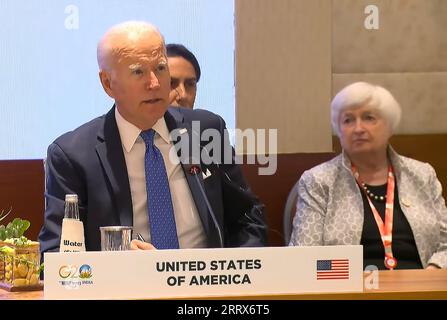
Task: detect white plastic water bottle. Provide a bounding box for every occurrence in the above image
[59,194,86,252]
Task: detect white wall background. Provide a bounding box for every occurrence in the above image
[0,0,235,159]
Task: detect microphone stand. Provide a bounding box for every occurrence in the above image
[189,166,224,248]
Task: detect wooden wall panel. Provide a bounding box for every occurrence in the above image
[0,160,44,241]
[333,0,447,73]
[241,153,335,246]
[235,0,333,153]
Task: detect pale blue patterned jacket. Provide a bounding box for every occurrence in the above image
[289,147,447,269]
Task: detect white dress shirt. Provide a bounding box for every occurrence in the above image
[115,108,207,248]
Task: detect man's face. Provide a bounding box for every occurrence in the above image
[100,31,171,130]
[168,56,197,109]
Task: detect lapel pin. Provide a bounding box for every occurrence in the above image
[402,198,411,207]
[202,168,211,179]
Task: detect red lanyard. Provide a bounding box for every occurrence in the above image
[352,164,397,270]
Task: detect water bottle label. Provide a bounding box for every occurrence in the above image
[60,218,86,252]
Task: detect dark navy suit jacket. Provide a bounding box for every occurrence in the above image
[39,106,267,253]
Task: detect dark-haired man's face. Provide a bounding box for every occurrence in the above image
[168,56,197,109]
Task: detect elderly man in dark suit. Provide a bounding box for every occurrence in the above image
[38,21,266,253]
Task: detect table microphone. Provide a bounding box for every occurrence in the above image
[136,233,146,242]
[188,165,224,248]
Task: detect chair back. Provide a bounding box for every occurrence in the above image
[283,180,300,245]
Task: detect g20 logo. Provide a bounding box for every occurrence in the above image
[59,265,77,279]
[59,264,92,279]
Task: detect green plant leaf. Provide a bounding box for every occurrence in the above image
[0,217,31,240]
[17,219,31,237]
[5,227,12,239]
[6,221,15,238]
[38,263,45,275]
[0,225,6,241]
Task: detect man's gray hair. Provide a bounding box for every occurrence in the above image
[331,82,402,136]
[97,21,164,71]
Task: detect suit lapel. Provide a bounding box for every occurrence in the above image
[164,108,211,238]
[95,107,133,227]
[339,154,365,245]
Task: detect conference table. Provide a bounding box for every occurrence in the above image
[0,269,446,300]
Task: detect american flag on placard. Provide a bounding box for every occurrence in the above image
[316,259,349,280]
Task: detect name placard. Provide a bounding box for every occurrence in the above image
[44,246,363,299]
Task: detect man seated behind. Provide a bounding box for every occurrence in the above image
[167,43,201,109]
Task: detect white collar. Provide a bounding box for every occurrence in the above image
[115,108,171,153]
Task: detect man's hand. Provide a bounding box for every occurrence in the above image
[131,239,157,250]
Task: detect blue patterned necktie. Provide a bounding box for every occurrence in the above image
[140,129,179,249]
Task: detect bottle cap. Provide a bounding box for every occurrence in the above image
[65,194,78,203]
